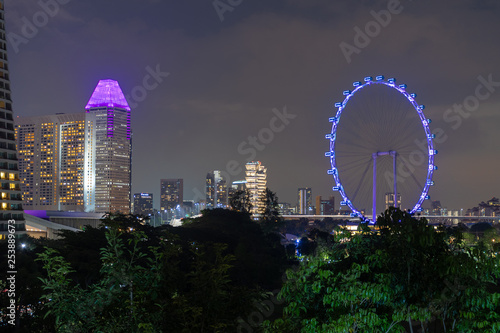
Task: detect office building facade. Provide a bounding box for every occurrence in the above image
[316,195,335,215]
[133,193,153,216]
[384,192,401,211]
[297,188,312,215]
[160,179,183,211]
[206,170,228,208]
[245,161,267,215]
[15,79,131,214]
[16,113,96,212]
[0,1,24,238]
[85,79,132,213]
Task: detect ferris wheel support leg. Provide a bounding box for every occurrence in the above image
[392,151,398,208]
[372,153,377,222]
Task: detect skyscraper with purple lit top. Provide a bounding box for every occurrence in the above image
[85,79,131,214]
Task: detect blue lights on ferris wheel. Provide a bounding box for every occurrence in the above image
[327,169,336,175]
[326,74,436,223]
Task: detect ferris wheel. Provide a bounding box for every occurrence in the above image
[326,76,437,223]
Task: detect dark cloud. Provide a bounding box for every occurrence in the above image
[5,0,500,210]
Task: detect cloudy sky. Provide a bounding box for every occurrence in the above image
[4,0,500,211]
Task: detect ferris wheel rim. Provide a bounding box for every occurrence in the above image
[326,76,436,223]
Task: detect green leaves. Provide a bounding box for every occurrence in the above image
[267,208,500,332]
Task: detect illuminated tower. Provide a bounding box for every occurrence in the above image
[206,170,228,208]
[245,161,267,215]
[205,172,215,207]
[0,1,25,239]
[297,188,312,214]
[85,80,132,214]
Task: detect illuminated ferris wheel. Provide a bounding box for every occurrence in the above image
[326,76,437,223]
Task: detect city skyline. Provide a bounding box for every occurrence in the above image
[4,1,500,210]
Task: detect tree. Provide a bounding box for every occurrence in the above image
[260,188,284,234]
[264,208,500,333]
[35,211,290,332]
[229,189,253,214]
[37,228,167,332]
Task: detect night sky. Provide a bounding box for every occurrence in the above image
[5,0,500,211]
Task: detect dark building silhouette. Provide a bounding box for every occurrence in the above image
[133,193,153,216]
[160,179,183,211]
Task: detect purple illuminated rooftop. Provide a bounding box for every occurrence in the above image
[85,79,130,111]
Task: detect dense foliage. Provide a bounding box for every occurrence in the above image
[1,210,288,332]
[264,208,500,333]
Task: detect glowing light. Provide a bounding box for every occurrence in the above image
[327,75,435,223]
[85,79,131,111]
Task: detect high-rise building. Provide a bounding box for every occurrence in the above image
[15,80,131,214]
[245,161,267,215]
[160,179,183,211]
[278,202,294,215]
[431,200,443,216]
[0,1,24,239]
[206,170,228,208]
[297,188,312,215]
[384,192,401,210]
[316,196,335,215]
[133,193,153,216]
[228,180,246,204]
[85,80,132,214]
[16,113,96,212]
[205,172,215,207]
